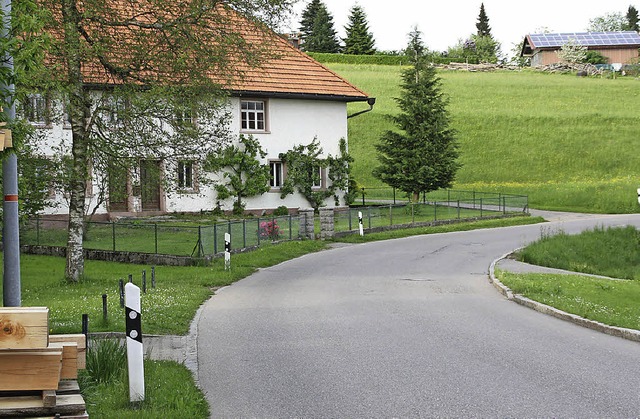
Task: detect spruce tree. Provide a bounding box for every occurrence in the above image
[301,1,341,53]
[299,0,322,40]
[625,5,639,31]
[472,3,500,63]
[343,4,376,55]
[476,3,492,37]
[373,29,460,202]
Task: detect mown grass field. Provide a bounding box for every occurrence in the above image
[328,63,640,214]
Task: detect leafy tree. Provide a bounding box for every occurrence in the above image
[625,5,639,31]
[25,0,293,282]
[279,137,352,210]
[374,29,460,202]
[301,1,341,52]
[476,3,492,37]
[587,12,626,31]
[343,4,375,55]
[557,38,587,64]
[204,135,270,215]
[585,50,607,64]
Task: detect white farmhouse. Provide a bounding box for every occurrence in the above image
[25,11,373,218]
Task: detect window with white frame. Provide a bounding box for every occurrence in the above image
[311,166,323,189]
[24,94,49,126]
[269,161,283,188]
[178,160,195,190]
[174,105,195,127]
[241,100,266,131]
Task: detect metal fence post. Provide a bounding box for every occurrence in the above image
[393,187,396,205]
[257,217,261,245]
[288,214,292,240]
[198,226,202,257]
[457,200,461,219]
[389,204,393,226]
[480,198,483,217]
[348,209,352,230]
[154,224,158,254]
[213,223,218,254]
[112,221,116,251]
[36,216,40,246]
[411,203,415,224]
[367,207,371,229]
[243,219,247,248]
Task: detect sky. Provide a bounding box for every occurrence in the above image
[286,0,637,58]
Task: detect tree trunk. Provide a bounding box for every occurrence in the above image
[412,191,420,203]
[63,0,89,282]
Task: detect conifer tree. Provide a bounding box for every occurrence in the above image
[625,5,639,31]
[374,29,460,202]
[476,3,492,37]
[299,0,322,40]
[302,2,341,53]
[471,3,500,63]
[343,4,375,55]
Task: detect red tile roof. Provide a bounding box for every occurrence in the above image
[46,2,369,102]
[229,28,370,101]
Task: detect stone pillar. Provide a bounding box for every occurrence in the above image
[298,208,315,240]
[319,208,334,240]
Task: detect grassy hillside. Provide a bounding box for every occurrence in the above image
[329,63,640,214]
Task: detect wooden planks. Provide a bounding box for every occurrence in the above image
[0,348,63,391]
[0,309,89,417]
[0,393,86,418]
[48,343,78,380]
[49,334,86,370]
[0,308,49,349]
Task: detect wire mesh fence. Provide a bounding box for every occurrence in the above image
[336,191,528,233]
[21,214,307,258]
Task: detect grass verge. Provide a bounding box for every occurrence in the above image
[80,339,209,418]
[335,215,544,243]
[497,225,640,331]
[497,271,640,331]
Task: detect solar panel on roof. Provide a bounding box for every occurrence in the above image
[529,31,640,48]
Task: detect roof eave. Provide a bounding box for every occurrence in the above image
[231,90,371,103]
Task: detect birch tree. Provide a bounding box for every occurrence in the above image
[24,0,294,282]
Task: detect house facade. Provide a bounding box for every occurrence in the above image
[521,32,640,66]
[26,10,372,217]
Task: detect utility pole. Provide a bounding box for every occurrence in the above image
[2,0,21,307]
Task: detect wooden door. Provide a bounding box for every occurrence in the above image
[140,160,161,211]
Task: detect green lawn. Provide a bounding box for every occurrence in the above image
[498,225,640,330]
[329,63,640,214]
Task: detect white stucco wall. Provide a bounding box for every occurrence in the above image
[32,95,350,216]
[165,97,349,213]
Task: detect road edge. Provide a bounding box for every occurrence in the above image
[489,252,640,343]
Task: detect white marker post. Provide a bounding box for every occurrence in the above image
[637,188,640,205]
[224,232,231,270]
[358,211,364,236]
[125,282,145,404]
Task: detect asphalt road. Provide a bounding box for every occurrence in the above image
[197,212,640,418]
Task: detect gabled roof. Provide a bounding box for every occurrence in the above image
[63,3,369,102]
[522,31,640,55]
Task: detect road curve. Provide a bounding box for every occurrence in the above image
[197,213,640,418]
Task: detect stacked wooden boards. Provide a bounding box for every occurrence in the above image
[0,307,88,418]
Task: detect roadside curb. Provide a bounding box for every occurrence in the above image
[489,252,640,343]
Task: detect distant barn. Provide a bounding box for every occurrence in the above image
[521,32,640,66]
